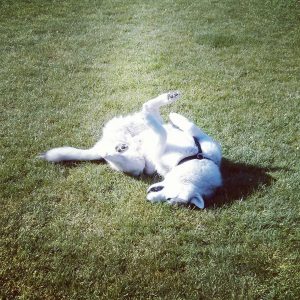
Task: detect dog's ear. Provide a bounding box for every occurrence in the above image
[190,195,205,209]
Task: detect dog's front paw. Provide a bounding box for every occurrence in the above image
[169,112,193,131]
[167,90,181,102]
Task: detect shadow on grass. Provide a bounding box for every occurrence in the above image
[58,158,278,209]
[59,160,105,168]
[205,158,277,208]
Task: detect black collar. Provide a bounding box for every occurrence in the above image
[177,136,210,166]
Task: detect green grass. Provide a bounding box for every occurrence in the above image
[1,0,300,298]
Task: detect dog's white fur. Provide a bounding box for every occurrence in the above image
[145,112,222,208]
[41,92,222,208]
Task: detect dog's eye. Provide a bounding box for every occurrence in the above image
[147,185,164,194]
[115,143,128,153]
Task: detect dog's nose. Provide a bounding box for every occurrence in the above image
[147,185,164,194]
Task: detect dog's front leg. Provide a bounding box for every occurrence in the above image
[142,91,180,123]
[169,112,222,166]
[169,112,208,140]
[143,110,167,160]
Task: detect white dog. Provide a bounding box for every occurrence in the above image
[41,92,222,208]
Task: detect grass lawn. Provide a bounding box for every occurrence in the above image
[1,0,300,298]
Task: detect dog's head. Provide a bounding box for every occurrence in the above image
[146,182,205,208]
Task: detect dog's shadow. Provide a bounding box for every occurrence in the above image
[59,158,277,209]
[205,158,277,208]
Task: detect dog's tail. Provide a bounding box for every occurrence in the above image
[39,146,102,162]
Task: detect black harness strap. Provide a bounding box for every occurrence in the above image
[177,136,208,166]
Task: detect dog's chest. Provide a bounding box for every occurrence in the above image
[158,128,198,174]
